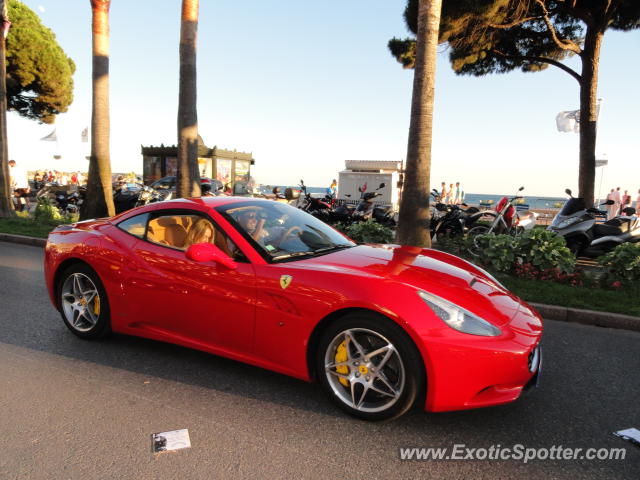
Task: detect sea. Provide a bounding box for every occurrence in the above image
[257,185,572,210]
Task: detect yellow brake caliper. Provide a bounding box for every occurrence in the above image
[335,340,350,387]
[93,295,101,316]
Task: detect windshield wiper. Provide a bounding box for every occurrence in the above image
[313,244,354,254]
[271,251,316,261]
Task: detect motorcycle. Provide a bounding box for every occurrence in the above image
[429,190,492,239]
[113,183,164,214]
[296,180,333,220]
[466,186,540,255]
[36,183,83,215]
[548,189,640,257]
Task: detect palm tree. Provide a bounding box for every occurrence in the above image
[0,0,13,218]
[395,0,442,248]
[176,0,201,198]
[81,0,115,220]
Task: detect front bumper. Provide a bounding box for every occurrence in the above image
[422,306,543,412]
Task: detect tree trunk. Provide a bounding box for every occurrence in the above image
[176,0,200,199]
[81,0,115,220]
[0,1,13,218]
[396,0,442,247]
[577,26,603,208]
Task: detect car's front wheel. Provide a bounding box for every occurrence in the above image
[58,263,111,339]
[316,313,424,421]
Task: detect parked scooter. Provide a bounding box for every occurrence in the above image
[548,189,640,257]
[349,183,395,227]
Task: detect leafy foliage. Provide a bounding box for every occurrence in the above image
[337,220,395,244]
[474,228,575,274]
[389,1,640,78]
[6,0,75,123]
[34,195,62,222]
[598,243,640,288]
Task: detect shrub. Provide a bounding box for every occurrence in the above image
[474,229,575,276]
[34,196,63,222]
[340,219,395,244]
[598,243,640,288]
[515,228,576,273]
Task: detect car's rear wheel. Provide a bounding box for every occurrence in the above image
[58,264,111,339]
[316,313,424,421]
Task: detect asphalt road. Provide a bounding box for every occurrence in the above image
[0,242,638,480]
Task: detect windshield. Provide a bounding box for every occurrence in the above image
[558,198,585,216]
[217,200,355,261]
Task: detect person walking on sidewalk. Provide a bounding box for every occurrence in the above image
[8,160,31,212]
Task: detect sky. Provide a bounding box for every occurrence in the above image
[7,0,640,198]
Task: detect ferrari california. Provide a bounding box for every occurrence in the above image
[44,197,542,420]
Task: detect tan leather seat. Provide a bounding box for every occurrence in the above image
[148,216,188,249]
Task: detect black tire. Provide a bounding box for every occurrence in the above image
[315,312,425,421]
[466,225,490,256]
[57,263,112,340]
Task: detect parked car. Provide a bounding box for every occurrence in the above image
[150,176,223,197]
[44,197,542,421]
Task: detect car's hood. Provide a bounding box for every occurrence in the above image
[300,244,523,327]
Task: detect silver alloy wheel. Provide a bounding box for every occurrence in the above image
[324,328,406,413]
[61,273,100,333]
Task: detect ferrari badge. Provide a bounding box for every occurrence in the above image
[280,275,293,290]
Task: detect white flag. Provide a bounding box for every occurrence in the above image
[81,127,88,142]
[40,128,57,141]
[556,99,602,133]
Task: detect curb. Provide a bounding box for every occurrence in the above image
[1,234,639,332]
[530,302,640,333]
[0,232,46,247]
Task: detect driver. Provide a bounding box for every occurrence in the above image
[237,209,268,244]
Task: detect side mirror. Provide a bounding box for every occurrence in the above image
[565,188,572,196]
[604,199,615,205]
[345,194,351,198]
[300,179,304,186]
[186,243,237,270]
[378,183,386,189]
[518,186,525,191]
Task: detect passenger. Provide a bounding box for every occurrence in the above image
[183,218,215,249]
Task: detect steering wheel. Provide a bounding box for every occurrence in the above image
[275,226,302,248]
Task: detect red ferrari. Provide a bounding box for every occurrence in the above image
[44,197,542,420]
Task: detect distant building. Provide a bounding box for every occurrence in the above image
[141,135,255,194]
[339,160,402,210]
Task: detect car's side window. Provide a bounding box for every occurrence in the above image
[117,213,149,238]
[145,212,246,261]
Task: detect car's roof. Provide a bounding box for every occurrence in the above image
[156,196,272,209]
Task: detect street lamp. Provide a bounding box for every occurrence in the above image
[595,156,608,205]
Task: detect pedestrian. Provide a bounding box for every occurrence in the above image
[447,183,454,204]
[439,182,447,203]
[621,190,631,214]
[612,187,622,216]
[8,160,31,212]
[605,189,616,219]
[328,178,338,198]
[636,189,640,211]
[454,182,464,205]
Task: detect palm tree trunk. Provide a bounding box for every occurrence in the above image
[577,25,603,208]
[81,0,114,220]
[396,0,442,247]
[176,0,200,199]
[0,1,13,218]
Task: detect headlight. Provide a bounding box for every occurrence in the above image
[556,217,579,229]
[418,291,501,336]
